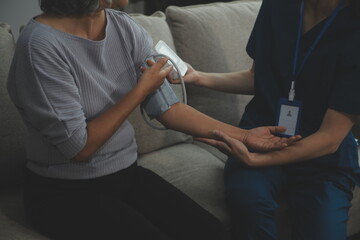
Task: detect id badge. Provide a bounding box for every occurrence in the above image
[276,98,302,137]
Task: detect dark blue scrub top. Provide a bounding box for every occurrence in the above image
[241,0,360,185]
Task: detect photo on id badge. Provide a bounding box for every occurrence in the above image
[277,98,302,137]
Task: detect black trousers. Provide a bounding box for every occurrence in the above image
[24,163,227,240]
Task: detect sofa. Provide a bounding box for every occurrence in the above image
[1,1,360,239]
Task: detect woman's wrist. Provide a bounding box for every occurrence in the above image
[133,81,154,102]
[241,129,250,145]
[230,128,249,144]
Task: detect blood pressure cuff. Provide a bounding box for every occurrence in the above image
[142,79,179,119]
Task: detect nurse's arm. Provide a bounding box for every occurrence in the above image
[170,62,255,95]
[199,109,356,167]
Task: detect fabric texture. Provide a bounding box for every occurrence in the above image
[224,158,354,240]
[166,1,261,126]
[0,23,27,188]
[24,164,227,240]
[129,11,192,155]
[138,143,230,225]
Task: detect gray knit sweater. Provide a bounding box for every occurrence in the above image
[7,9,178,179]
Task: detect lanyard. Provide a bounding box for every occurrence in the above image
[289,0,344,101]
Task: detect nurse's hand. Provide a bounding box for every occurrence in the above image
[197,129,296,167]
[167,63,200,85]
[196,130,256,166]
[196,128,301,163]
[244,126,301,152]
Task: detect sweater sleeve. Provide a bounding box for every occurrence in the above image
[13,32,87,160]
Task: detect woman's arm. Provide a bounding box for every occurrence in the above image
[73,58,173,161]
[198,109,356,167]
[157,102,299,153]
[170,62,255,95]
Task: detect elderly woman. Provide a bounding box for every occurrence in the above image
[175,0,360,239]
[6,0,298,239]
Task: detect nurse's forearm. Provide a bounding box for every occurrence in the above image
[251,131,338,166]
[250,109,356,167]
[157,103,247,141]
[196,70,255,95]
[197,62,255,94]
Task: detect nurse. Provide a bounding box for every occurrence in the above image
[174,0,360,239]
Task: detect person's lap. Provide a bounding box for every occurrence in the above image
[224,157,354,240]
[24,163,226,240]
[130,166,227,240]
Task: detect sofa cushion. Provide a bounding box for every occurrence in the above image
[138,143,230,226]
[129,12,192,155]
[166,0,261,126]
[131,11,176,51]
[0,23,27,189]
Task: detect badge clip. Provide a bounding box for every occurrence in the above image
[289,81,295,102]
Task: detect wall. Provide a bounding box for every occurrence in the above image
[0,0,145,40]
[0,0,41,40]
[124,1,145,14]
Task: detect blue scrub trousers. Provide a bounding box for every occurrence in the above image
[224,157,354,240]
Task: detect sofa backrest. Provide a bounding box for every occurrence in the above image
[0,23,27,189]
[165,0,261,126]
[129,11,192,155]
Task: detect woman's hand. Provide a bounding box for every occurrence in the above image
[138,57,173,96]
[196,127,301,166]
[196,130,257,166]
[244,126,301,152]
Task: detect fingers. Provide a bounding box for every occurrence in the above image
[286,135,302,144]
[160,65,173,76]
[268,126,286,134]
[146,57,173,77]
[167,71,181,84]
[266,126,302,146]
[168,78,181,84]
[149,56,168,69]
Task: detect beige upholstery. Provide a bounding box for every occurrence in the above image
[0,22,26,189]
[165,1,258,126]
[129,11,192,155]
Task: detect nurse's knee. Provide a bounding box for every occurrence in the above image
[226,188,278,220]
